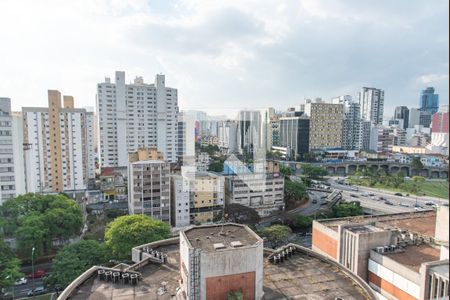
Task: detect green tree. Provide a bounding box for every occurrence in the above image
[279,165,292,178]
[215,203,260,225]
[208,160,224,172]
[45,240,109,289]
[104,215,171,260]
[0,193,83,256]
[391,171,405,188]
[332,202,364,218]
[0,238,23,294]
[259,225,292,248]
[285,180,307,201]
[301,164,328,179]
[411,156,424,171]
[411,176,426,195]
[293,215,313,228]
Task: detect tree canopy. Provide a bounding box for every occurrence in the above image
[411,156,424,170]
[45,240,109,289]
[301,164,328,179]
[331,201,364,218]
[0,193,83,256]
[0,238,23,293]
[279,165,292,178]
[215,203,260,225]
[259,225,291,248]
[104,215,171,260]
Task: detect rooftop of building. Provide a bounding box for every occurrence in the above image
[381,244,441,273]
[182,223,261,252]
[130,160,166,165]
[318,210,436,237]
[66,240,374,300]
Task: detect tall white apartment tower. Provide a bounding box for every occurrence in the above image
[97,71,179,167]
[0,98,25,203]
[359,87,385,125]
[22,91,95,193]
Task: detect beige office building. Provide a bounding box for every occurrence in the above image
[304,102,344,150]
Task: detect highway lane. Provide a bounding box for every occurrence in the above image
[329,177,447,213]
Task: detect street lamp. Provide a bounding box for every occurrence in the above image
[31,247,35,293]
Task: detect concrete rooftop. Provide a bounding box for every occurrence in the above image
[319,211,436,237]
[183,224,260,252]
[383,244,441,272]
[68,243,372,299]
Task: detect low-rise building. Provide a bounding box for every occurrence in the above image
[312,208,449,300]
[171,171,224,228]
[99,167,127,200]
[224,160,284,217]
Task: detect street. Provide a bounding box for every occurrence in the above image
[328,177,448,214]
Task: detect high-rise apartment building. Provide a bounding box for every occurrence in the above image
[359,87,385,125]
[0,98,25,203]
[419,111,432,128]
[408,108,421,128]
[304,102,343,150]
[218,120,238,153]
[431,109,449,133]
[419,87,439,114]
[22,91,95,193]
[394,106,409,129]
[333,96,364,150]
[128,158,170,222]
[97,72,178,167]
[278,113,310,160]
[237,110,262,155]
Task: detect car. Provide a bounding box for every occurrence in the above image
[362,193,369,197]
[384,200,394,206]
[394,193,403,196]
[321,195,328,199]
[368,193,375,196]
[27,269,47,279]
[350,194,359,198]
[443,203,449,207]
[27,287,47,297]
[425,201,436,206]
[312,199,318,204]
[379,197,386,201]
[399,202,410,207]
[14,277,27,285]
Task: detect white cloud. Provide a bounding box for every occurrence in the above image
[0,0,448,115]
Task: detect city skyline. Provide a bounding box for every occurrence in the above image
[0,0,448,117]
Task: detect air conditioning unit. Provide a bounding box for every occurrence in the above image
[376,247,384,253]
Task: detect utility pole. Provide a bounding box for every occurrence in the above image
[31,247,35,293]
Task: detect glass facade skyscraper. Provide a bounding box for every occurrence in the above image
[419,87,439,114]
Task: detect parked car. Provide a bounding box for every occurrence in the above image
[384,200,394,206]
[27,287,47,297]
[312,199,318,204]
[400,202,410,207]
[14,277,27,285]
[368,193,375,196]
[425,201,436,206]
[27,269,47,279]
[379,197,386,201]
[350,194,359,198]
[394,193,403,196]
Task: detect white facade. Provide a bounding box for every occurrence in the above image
[359,87,385,125]
[97,72,178,167]
[128,160,171,222]
[22,96,94,193]
[170,174,191,228]
[408,108,421,128]
[218,120,238,153]
[224,174,284,217]
[0,98,25,203]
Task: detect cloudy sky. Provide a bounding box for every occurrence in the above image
[0,0,448,117]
